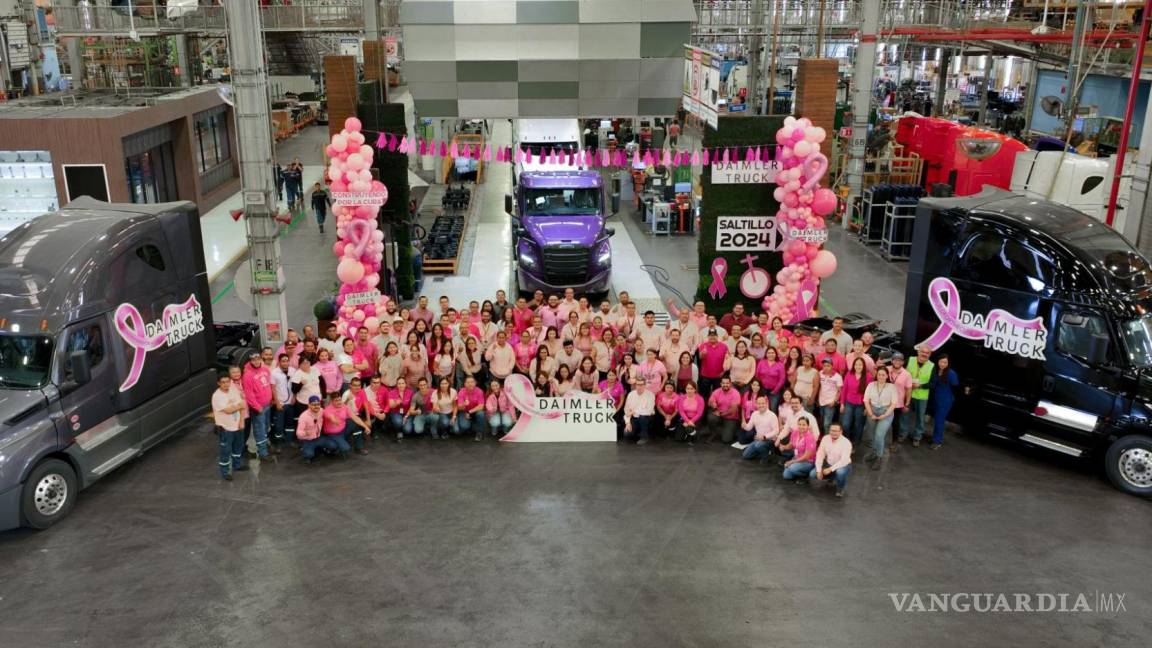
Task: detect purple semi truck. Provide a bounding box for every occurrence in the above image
[505,170,619,298]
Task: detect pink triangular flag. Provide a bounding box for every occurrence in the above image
[418,140,428,155]
[375,132,388,149]
[702,149,710,166]
[691,150,701,165]
[439,141,449,157]
[662,149,672,166]
[449,141,459,158]
[483,145,492,162]
[514,148,524,164]
[398,136,409,153]
[722,149,730,164]
[568,151,576,166]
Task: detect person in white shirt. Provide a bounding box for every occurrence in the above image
[268,350,292,446]
[819,317,854,355]
[623,378,656,445]
[555,339,583,374]
[373,319,406,357]
[318,324,344,359]
[724,324,752,354]
[659,328,690,376]
[812,422,853,497]
[335,338,358,389]
[666,309,700,350]
[739,395,781,458]
[633,310,664,352]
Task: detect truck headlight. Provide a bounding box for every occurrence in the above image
[518,242,538,269]
[595,242,611,268]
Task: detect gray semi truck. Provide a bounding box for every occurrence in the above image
[0,199,217,530]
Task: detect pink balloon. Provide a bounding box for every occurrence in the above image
[812,188,838,216]
[345,116,362,132]
[337,258,365,284]
[332,241,345,257]
[363,316,380,334]
[331,180,348,192]
[788,240,806,256]
[806,247,819,261]
[811,250,838,278]
[331,134,348,150]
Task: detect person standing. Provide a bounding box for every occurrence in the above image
[273,159,284,204]
[885,351,913,445]
[623,378,655,445]
[668,120,681,148]
[285,157,304,208]
[310,182,330,233]
[812,423,853,498]
[863,366,898,467]
[927,355,959,449]
[840,356,869,447]
[816,357,843,432]
[270,352,292,446]
[212,372,247,480]
[241,351,275,462]
[819,317,853,355]
[485,331,516,382]
[697,329,729,400]
[901,345,935,447]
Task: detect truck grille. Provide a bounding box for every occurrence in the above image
[542,245,590,285]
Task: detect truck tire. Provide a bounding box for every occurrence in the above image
[1104,435,1152,497]
[20,459,78,529]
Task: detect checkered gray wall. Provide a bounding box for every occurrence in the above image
[400,0,696,118]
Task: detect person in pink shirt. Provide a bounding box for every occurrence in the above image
[884,351,914,444]
[274,329,303,367]
[241,351,275,461]
[676,381,706,444]
[655,381,680,438]
[816,357,844,434]
[538,294,562,329]
[485,379,516,438]
[485,331,516,381]
[666,298,709,331]
[766,316,792,348]
[637,348,668,392]
[779,416,819,482]
[455,376,487,440]
[353,327,379,379]
[512,297,535,335]
[756,347,787,410]
[321,391,361,458]
[341,377,374,454]
[382,376,415,440]
[409,296,434,325]
[740,379,767,428]
[706,377,743,444]
[697,329,730,400]
[557,288,578,323]
[812,422,853,497]
[512,330,538,375]
[844,338,876,377]
[740,395,781,460]
[314,348,342,394]
[596,368,626,439]
[840,356,870,447]
[815,339,847,376]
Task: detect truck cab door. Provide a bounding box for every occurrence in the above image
[58,319,139,479]
[1029,308,1122,456]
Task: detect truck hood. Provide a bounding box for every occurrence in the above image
[0,388,48,430]
[522,217,605,248]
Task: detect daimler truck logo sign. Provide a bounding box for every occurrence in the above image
[113,294,206,392]
[920,278,1047,360]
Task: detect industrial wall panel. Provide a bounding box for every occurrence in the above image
[404,61,458,82]
[414,99,460,117]
[456,60,520,82]
[404,26,457,60]
[640,57,682,83]
[578,0,643,22]
[579,98,638,116]
[641,0,698,21]
[638,97,682,115]
[518,81,581,99]
[639,78,681,99]
[407,81,460,100]
[517,24,580,60]
[458,99,521,118]
[455,0,517,23]
[518,99,582,116]
[398,2,454,24]
[579,59,640,81]
[578,23,640,59]
[518,60,581,82]
[456,25,519,60]
[640,22,690,58]
[579,81,638,99]
[458,81,519,100]
[517,0,580,23]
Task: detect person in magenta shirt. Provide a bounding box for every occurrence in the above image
[381,376,415,440]
[512,330,538,375]
[637,348,668,392]
[780,416,819,482]
[706,377,743,444]
[814,339,847,376]
[321,391,362,457]
[697,329,730,400]
[755,347,787,410]
[512,297,535,335]
[240,351,275,462]
[840,356,871,447]
[455,376,487,440]
[676,381,706,444]
[741,378,767,426]
[598,369,626,439]
[655,381,680,438]
[485,380,516,438]
[314,348,342,394]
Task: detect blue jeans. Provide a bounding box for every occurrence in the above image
[456,411,487,435]
[248,405,271,457]
[270,407,287,445]
[488,412,513,436]
[866,405,894,456]
[742,439,775,460]
[389,413,414,436]
[343,420,367,451]
[841,402,865,446]
[299,435,340,460]
[902,398,929,441]
[437,413,455,435]
[932,400,954,445]
[412,412,439,436]
[627,414,652,440]
[321,433,351,454]
[286,182,299,206]
[819,405,838,435]
[783,461,815,480]
[811,465,852,490]
[315,208,326,226]
[217,427,245,476]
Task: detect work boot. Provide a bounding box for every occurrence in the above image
[912,439,921,448]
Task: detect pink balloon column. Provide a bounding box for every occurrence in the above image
[762,116,840,324]
[327,116,391,338]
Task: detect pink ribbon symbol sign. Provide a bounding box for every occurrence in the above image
[500,374,614,442]
[791,279,818,324]
[708,258,729,300]
[920,277,1047,359]
[114,295,205,392]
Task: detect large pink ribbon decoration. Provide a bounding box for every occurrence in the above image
[114,295,202,392]
[919,277,1045,352]
[326,117,392,339]
[500,374,565,441]
[791,279,819,324]
[708,258,729,299]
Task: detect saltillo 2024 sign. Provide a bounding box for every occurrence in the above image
[499,374,617,442]
[716,216,785,252]
[920,277,1047,360]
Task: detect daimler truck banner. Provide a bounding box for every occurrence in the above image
[711,160,779,184]
[920,277,1047,360]
[500,374,616,442]
[114,294,206,392]
[716,216,784,252]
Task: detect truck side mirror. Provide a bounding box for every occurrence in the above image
[1087,334,1110,366]
[611,193,620,215]
[605,227,616,237]
[69,350,92,385]
[504,193,514,216]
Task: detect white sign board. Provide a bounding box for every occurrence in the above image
[787,227,829,244]
[384,36,399,64]
[500,375,617,443]
[683,45,722,129]
[712,160,779,184]
[716,216,784,252]
[345,290,381,306]
[331,191,386,207]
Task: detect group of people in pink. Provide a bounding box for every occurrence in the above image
[211,289,961,497]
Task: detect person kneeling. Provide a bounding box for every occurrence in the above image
[296,396,328,464]
[321,392,365,459]
[811,422,853,498]
[623,378,655,445]
[779,417,819,483]
[741,395,781,460]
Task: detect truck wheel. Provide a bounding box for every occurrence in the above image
[21,459,78,529]
[1105,435,1152,496]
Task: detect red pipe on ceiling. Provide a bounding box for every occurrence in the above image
[1106,0,1152,227]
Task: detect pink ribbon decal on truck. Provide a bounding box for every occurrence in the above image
[919,277,1047,360]
[114,294,206,392]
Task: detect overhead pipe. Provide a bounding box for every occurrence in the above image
[1106,0,1152,227]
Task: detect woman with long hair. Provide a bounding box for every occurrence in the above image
[729,340,756,391]
[534,371,555,397]
[574,322,594,356]
[748,332,768,361]
[784,346,802,389]
[529,344,558,380]
[554,363,577,397]
[542,326,563,359]
[432,376,458,438]
[840,356,870,447]
[485,379,516,439]
[457,336,484,388]
[793,353,819,410]
[427,324,450,369]
[412,318,430,345]
[499,306,516,333]
[432,340,456,388]
[655,381,681,439]
[599,368,626,439]
[864,366,898,466]
[767,316,791,348]
[618,352,640,393]
[675,350,698,392]
[756,347,786,411]
[591,327,615,381]
[513,330,537,376]
[676,381,705,444]
[314,348,342,394]
[561,311,581,343]
[576,356,599,392]
[741,378,766,427]
[378,341,403,389]
[927,354,959,449]
[401,343,428,385]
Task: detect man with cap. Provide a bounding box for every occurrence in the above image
[884,350,914,449]
[240,350,275,462]
[697,328,730,401]
[295,396,328,464]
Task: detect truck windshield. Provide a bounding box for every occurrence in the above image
[1121,318,1152,368]
[1063,227,1152,291]
[523,188,601,216]
[0,334,54,389]
[521,141,578,156]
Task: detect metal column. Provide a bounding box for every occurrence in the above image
[174,35,191,88]
[977,54,992,126]
[746,0,763,114]
[226,0,289,347]
[843,0,882,228]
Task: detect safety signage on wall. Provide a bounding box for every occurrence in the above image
[716,216,783,251]
[682,45,721,129]
[384,36,399,64]
[711,160,779,184]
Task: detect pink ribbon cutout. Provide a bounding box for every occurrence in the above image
[801,152,829,191]
[920,277,1044,350]
[791,279,819,324]
[500,374,565,441]
[345,218,375,259]
[708,258,729,299]
[114,295,201,392]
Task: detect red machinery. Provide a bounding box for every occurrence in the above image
[895,116,1026,196]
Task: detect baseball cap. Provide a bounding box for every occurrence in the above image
[248,350,260,359]
[307,396,321,404]
[891,352,905,361]
[821,357,833,365]
[878,350,893,363]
